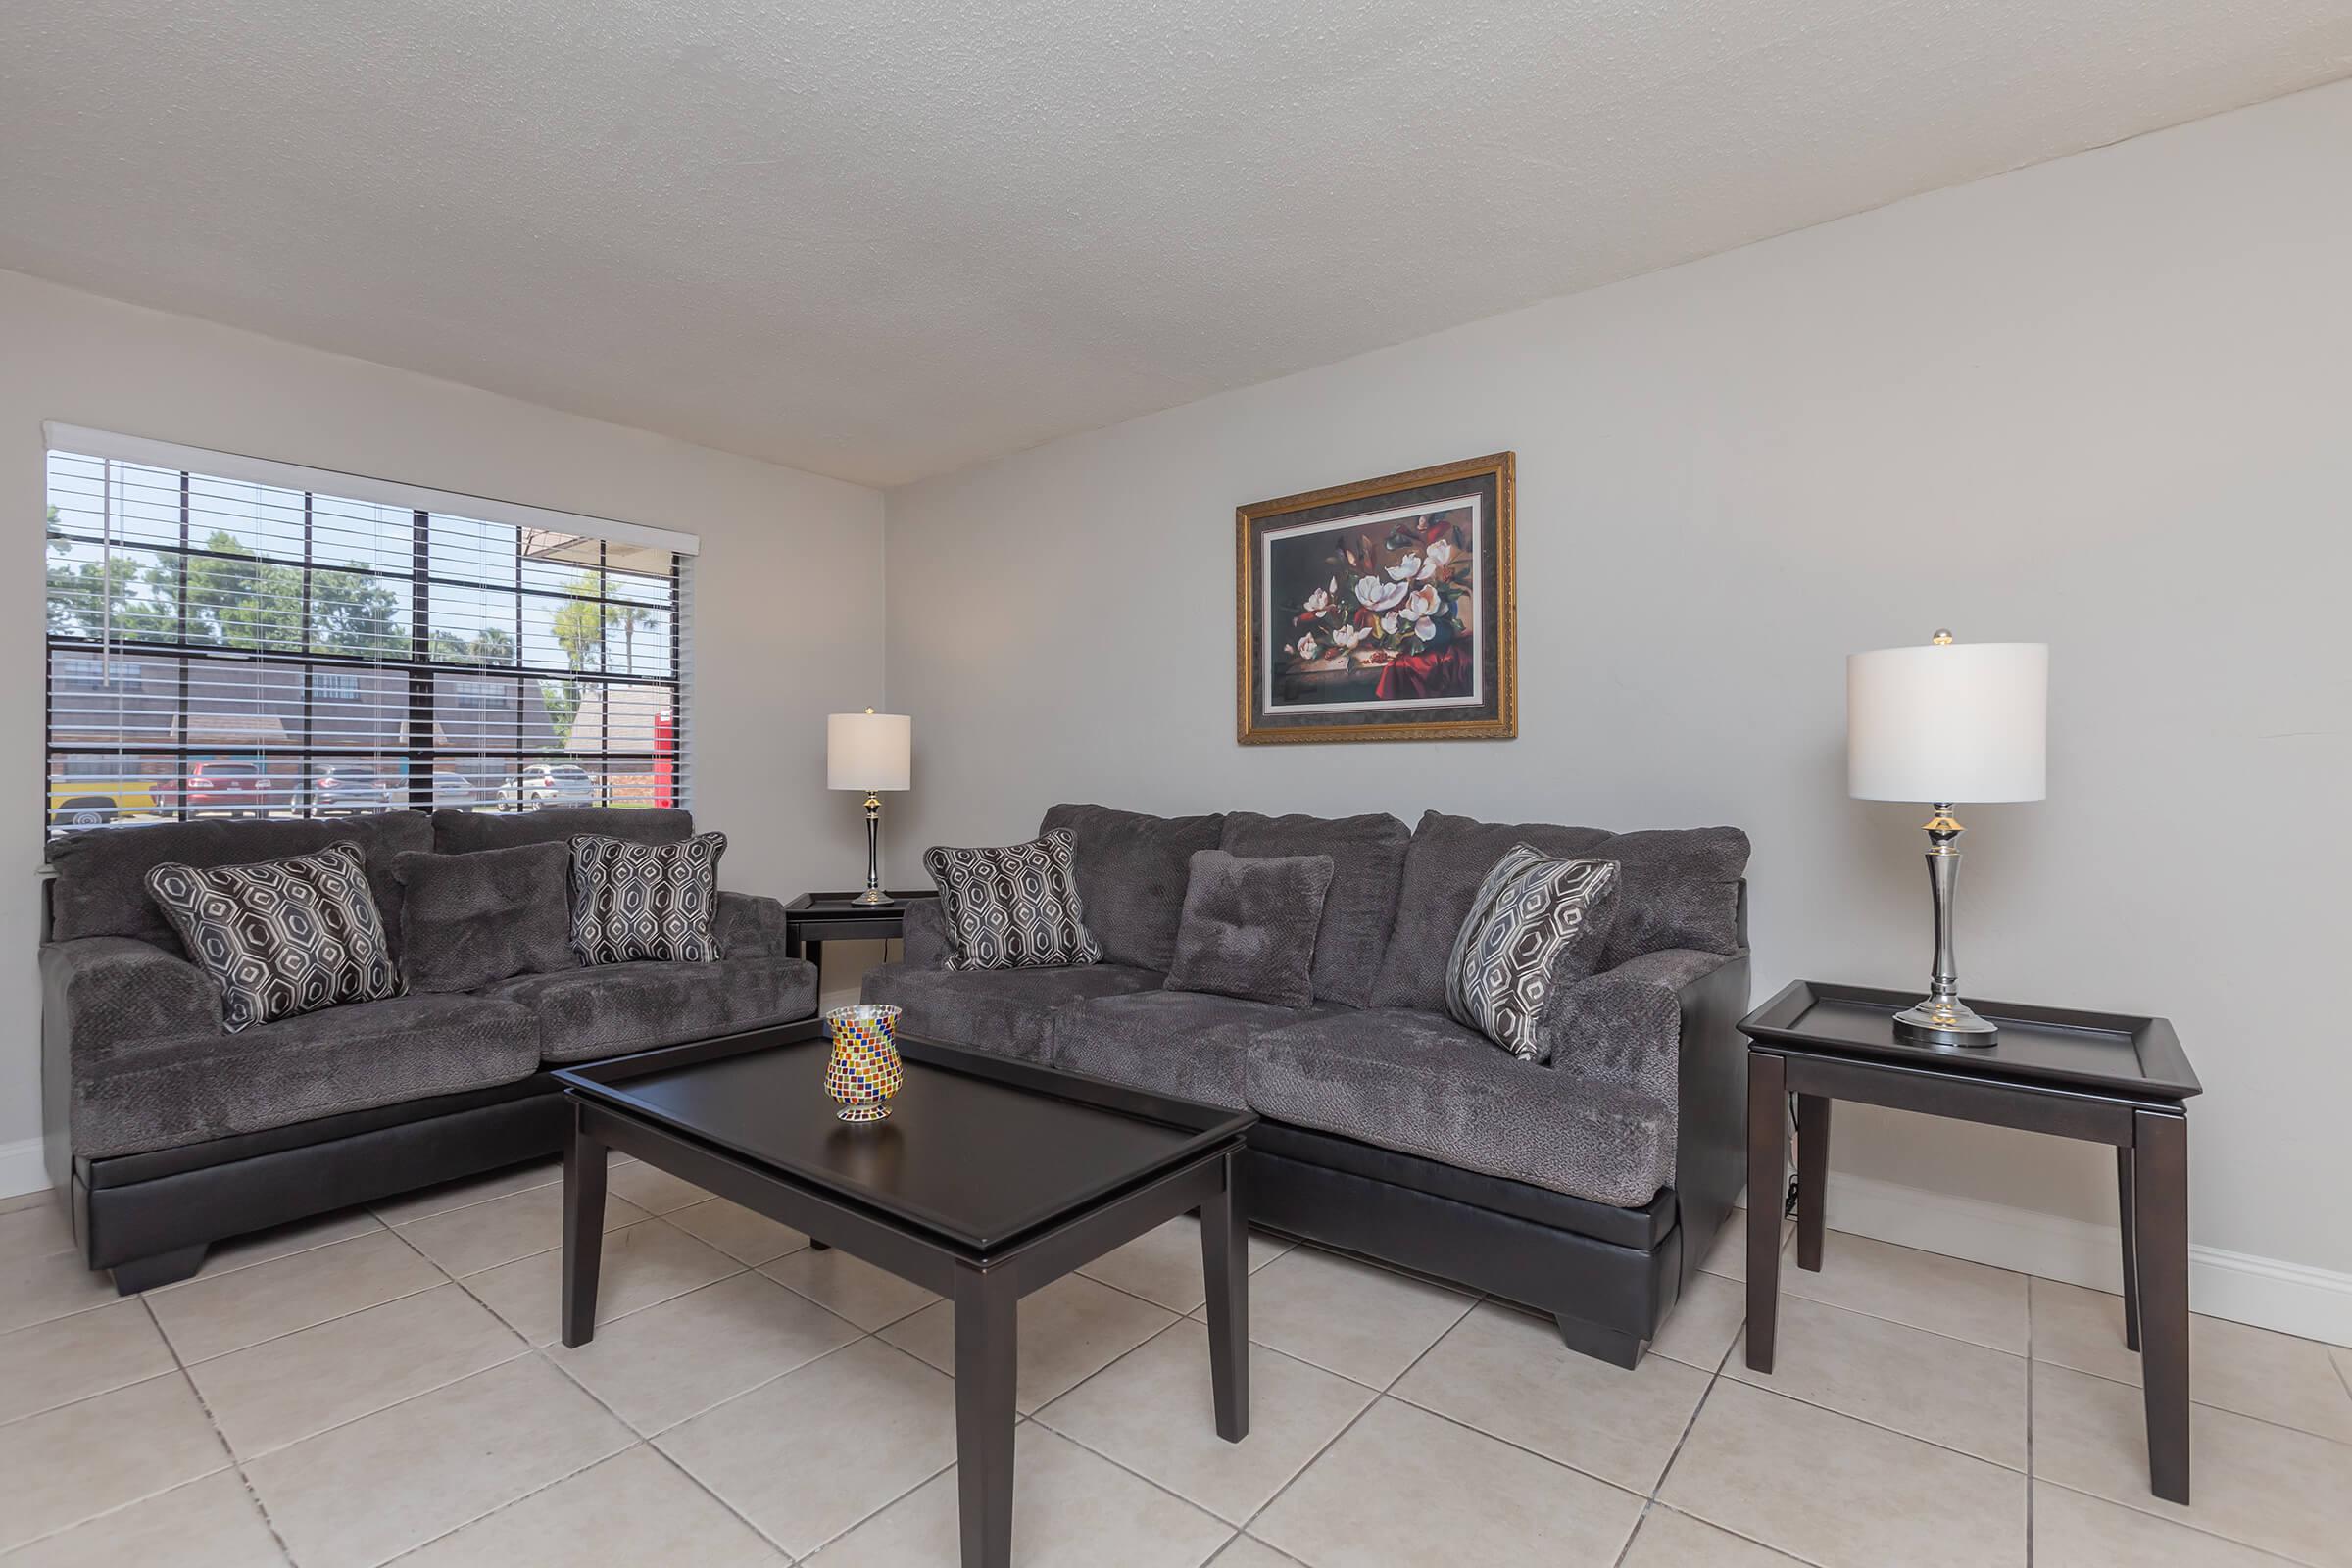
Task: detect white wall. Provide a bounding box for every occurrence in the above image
[886,82,2352,1298]
[1,269,887,1189]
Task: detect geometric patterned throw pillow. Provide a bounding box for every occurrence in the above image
[143,840,403,1033]
[1444,846,1619,1062]
[922,828,1102,971]
[567,832,727,966]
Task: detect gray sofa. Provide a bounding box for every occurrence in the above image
[865,804,1751,1366]
[40,807,817,1290]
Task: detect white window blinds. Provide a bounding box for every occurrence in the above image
[41,425,697,833]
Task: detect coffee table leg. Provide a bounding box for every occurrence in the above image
[1200,1150,1249,1442]
[561,1105,606,1348]
[954,1261,1016,1568]
[2134,1110,2191,1505]
[1745,1052,1786,1374]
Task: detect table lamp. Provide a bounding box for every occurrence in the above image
[827,709,912,906]
[1846,631,2047,1046]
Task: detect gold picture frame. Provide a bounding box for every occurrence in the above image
[1236,451,1516,744]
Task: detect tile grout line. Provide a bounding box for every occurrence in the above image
[143,1214,391,1297]
[2032,1476,2317,1568]
[1221,1285,1482,1546]
[364,1216,789,1567]
[138,1289,300,1567]
[2032,1355,2352,1450]
[1610,1325,1735,1568]
[0,1372,256,1559]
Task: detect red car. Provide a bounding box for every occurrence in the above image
[168,760,279,815]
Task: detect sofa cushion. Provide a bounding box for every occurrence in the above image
[925,830,1100,971]
[1370,812,1749,1010]
[46,810,431,956]
[431,807,694,855]
[1246,1007,1675,1207]
[1219,811,1410,1007]
[71,992,540,1159]
[1164,850,1333,1009]
[860,959,1163,1063]
[1040,804,1224,971]
[394,842,576,993]
[1445,848,1619,1062]
[145,842,404,1032]
[568,831,727,965]
[1049,991,1347,1111]
[482,955,818,1064]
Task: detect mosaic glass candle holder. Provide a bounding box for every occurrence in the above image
[823,1004,905,1123]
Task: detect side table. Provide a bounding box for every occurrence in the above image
[1739,980,2201,1503]
[782,890,938,973]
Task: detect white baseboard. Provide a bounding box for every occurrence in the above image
[0,1137,50,1200]
[1820,1171,2352,1348]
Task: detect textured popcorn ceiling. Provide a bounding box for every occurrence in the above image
[4,1,2348,486]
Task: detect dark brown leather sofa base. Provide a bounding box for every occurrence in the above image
[1245,1130,1682,1369]
[75,1077,568,1292]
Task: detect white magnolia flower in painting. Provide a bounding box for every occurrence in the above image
[1414,616,1439,642]
[1404,585,1441,621]
[1380,611,1399,635]
[1386,553,1423,581]
[1302,583,1332,614]
[1329,624,1365,651]
[1356,574,1409,612]
[1298,633,1320,661]
[1418,541,1455,578]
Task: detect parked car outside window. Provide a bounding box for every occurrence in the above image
[310,765,395,814]
[500,763,598,808]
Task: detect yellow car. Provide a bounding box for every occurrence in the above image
[47,773,168,829]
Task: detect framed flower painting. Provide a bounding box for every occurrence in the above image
[1236,451,1516,743]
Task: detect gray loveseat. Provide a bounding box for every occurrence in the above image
[865,804,1751,1367]
[40,807,817,1290]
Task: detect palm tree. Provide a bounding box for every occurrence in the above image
[612,604,657,674]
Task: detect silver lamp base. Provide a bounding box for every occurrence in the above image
[1893,994,1999,1048]
[853,792,889,904]
[1894,803,2001,1048]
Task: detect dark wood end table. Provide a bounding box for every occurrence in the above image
[783,891,939,984]
[1739,980,2200,1504]
[554,1021,1253,1568]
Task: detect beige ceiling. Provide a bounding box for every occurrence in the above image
[4,1,2348,487]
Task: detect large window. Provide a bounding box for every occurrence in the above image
[43,431,695,832]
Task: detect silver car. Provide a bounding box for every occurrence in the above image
[500,763,598,808]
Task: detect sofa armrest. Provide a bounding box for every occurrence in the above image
[1546,945,1752,1287]
[901,897,952,970]
[42,937,225,1069]
[1544,949,1738,1099]
[713,891,792,959]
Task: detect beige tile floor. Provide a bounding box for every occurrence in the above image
[4,1171,2350,1566]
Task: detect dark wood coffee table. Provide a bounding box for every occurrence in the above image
[552,1021,1254,1568]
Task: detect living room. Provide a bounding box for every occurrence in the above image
[3,4,2348,1565]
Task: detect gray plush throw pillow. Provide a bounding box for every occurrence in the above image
[144,840,402,1032]
[568,831,727,966]
[1164,850,1335,1009]
[924,829,1102,971]
[1445,846,1620,1062]
[395,842,576,993]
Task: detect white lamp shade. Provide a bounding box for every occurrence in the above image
[1847,641,2047,803]
[827,711,911,792]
